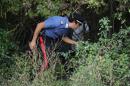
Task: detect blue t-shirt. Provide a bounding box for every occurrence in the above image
[43,16,70,39]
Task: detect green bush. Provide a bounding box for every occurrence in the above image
[69,18,130,86]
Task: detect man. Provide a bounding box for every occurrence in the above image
[29,13,85,50]
[72,22,89,41]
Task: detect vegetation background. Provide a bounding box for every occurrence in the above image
[0,0,130,86]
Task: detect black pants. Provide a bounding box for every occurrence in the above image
[42,35,72,52]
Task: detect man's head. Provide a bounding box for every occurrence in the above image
[68,12,85,29]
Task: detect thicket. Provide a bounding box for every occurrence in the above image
[0,0,130,86]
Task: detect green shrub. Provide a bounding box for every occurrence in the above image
[69,18,130,86]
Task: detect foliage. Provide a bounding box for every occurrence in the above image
[69,17,130,86]
[0,29,16,85]
[0,0,130,86]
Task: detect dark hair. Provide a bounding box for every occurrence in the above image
[68,12,85,24]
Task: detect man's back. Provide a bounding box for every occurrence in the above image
[43,16,70,39]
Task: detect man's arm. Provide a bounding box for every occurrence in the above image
[62,37,77,45]
[29,22,45,49]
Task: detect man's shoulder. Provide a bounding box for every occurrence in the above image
[44,16,68,28]
[48,16,67,20]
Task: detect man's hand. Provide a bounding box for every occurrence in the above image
[29,41,36,50]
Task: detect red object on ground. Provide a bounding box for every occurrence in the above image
[39,36,48,71]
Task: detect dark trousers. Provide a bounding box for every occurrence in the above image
[42,35,72,52]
